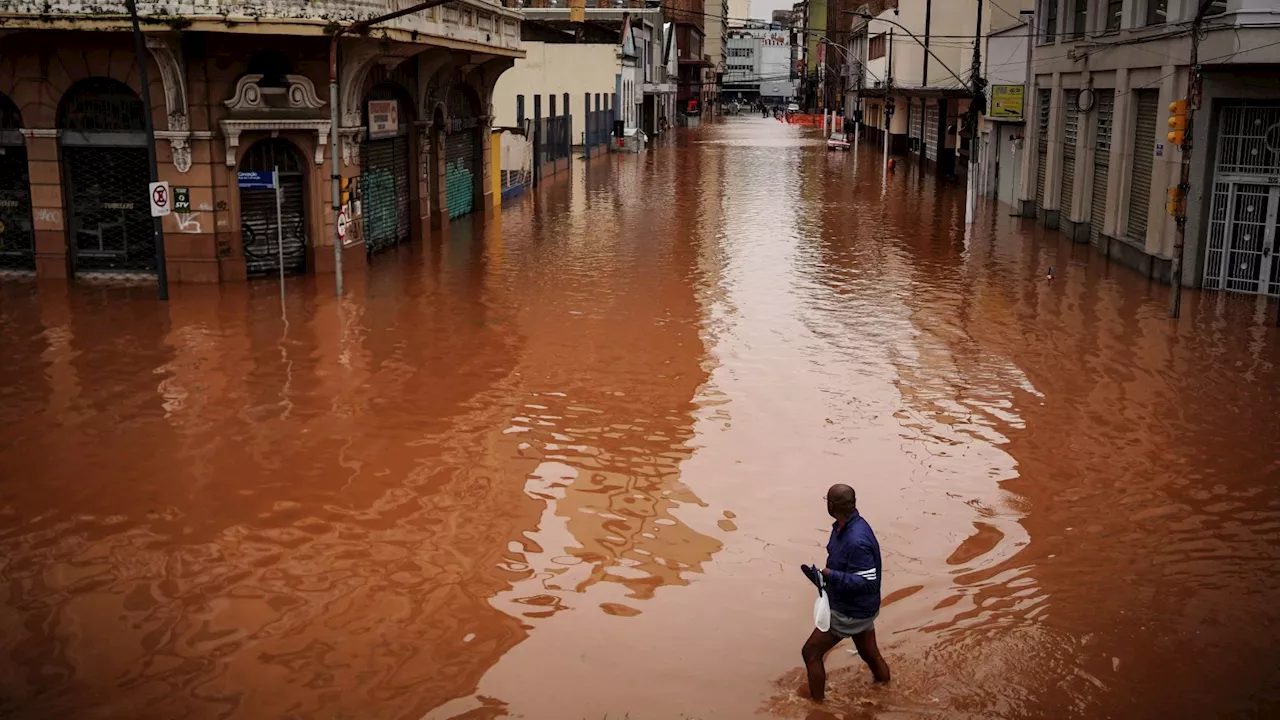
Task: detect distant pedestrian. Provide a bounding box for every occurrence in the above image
[799,484,891,701]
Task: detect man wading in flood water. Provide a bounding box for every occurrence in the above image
[800,484,891,700]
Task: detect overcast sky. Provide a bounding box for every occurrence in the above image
[741,0,789,22]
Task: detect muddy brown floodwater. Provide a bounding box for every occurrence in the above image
[2,119,1280,720]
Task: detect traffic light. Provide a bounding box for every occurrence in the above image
[339,176,351,207]
[1167,99,1188,147]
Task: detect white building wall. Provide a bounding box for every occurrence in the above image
[492,42,621,141]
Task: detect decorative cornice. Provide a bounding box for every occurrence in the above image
[219,119,331,166]
[225,73,326,112]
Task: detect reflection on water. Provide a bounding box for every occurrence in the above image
[2,118,1279,720]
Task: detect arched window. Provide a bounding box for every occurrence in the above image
[57,77,145,132]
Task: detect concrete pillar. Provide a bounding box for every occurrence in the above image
[1147,65,1184,260]
[24,132,67,279]
[1105,67,1131,241]
[1041,72,1063,228]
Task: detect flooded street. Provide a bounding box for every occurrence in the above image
[2,118,1279,719]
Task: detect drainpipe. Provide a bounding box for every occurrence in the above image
[328,0,452,296]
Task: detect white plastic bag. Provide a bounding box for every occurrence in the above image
[813,577,831,632]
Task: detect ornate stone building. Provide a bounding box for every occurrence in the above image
[0,1,522,283]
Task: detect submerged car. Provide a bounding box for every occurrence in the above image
[827,131,850,151]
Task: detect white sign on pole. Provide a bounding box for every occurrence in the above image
[149,181,171,217]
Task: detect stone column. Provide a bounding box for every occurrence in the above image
[23,130,67,279]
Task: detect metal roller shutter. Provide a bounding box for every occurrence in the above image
[63,147,154,275]
[0,142,34,272]
[1089,90,1115,245]
[1060,90,1079,221]
[445,128,476,219]
[239,139,306,277]
[1036,89,1051,211]
[361,135,410,255]
[1127,90,1159,242]
[924,103,939,162]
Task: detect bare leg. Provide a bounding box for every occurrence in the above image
[801,627,842,702]
[851,627,891,683]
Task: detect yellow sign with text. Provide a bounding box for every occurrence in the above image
[990,85,1025,120]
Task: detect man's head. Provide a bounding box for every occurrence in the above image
[826,483,856,520]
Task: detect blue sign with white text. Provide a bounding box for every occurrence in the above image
[238,171,277,189]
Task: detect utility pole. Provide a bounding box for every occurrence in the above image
[1169,0,1218,319]
[884,29,894,168]
[965,0,985,226]
[126,0,168,300]
[328,0,450,297]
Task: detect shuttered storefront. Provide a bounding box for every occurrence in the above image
[1036,89,1051,212]
[1089,90,1115,245]
[1060,90,1079,222]
[1202,104,1280,296]
[909,101,922,154]
[59,78,154,277]
[1126,90,1159,242]
[445,87,480,219]
[239,139,306,276]
[0,93,33,273]
[362,89,411,255]
[924,103,939,162]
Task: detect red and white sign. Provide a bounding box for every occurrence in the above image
[336,208,350,241]
[367,100,399,139]
[149,181,171,217]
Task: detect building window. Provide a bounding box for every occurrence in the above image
[1071,0,1088,38]
[1105,0,1123,31]
[869,33,886,60]
[1040,0,1058,43]
[517,94,525,124]
[1146,0,1167,26]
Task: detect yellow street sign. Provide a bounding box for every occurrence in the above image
[990,85,1024,120]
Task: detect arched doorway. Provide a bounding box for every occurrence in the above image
[0,91,34,273]
[238,138,307,276]
[361,83,413,255]
[444,82,482,219]
[58,77,154,276]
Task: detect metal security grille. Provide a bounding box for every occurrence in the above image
[63,147,154,274]
[1203,103,1280,296]
[361,86,411,256]
[1036,89,1051,210]
[0,92,33,272]
[58,78,153,277]
[1215,103,1280,174]
[1127,90,1159,242]
[361,135,410,255]
[239,139,306,276]
[924,103,939,162]
[1090,90,1115,244]
[445,130,476,219]
[1060,90,1079,221]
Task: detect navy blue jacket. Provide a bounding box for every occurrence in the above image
[825,513,882,619]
